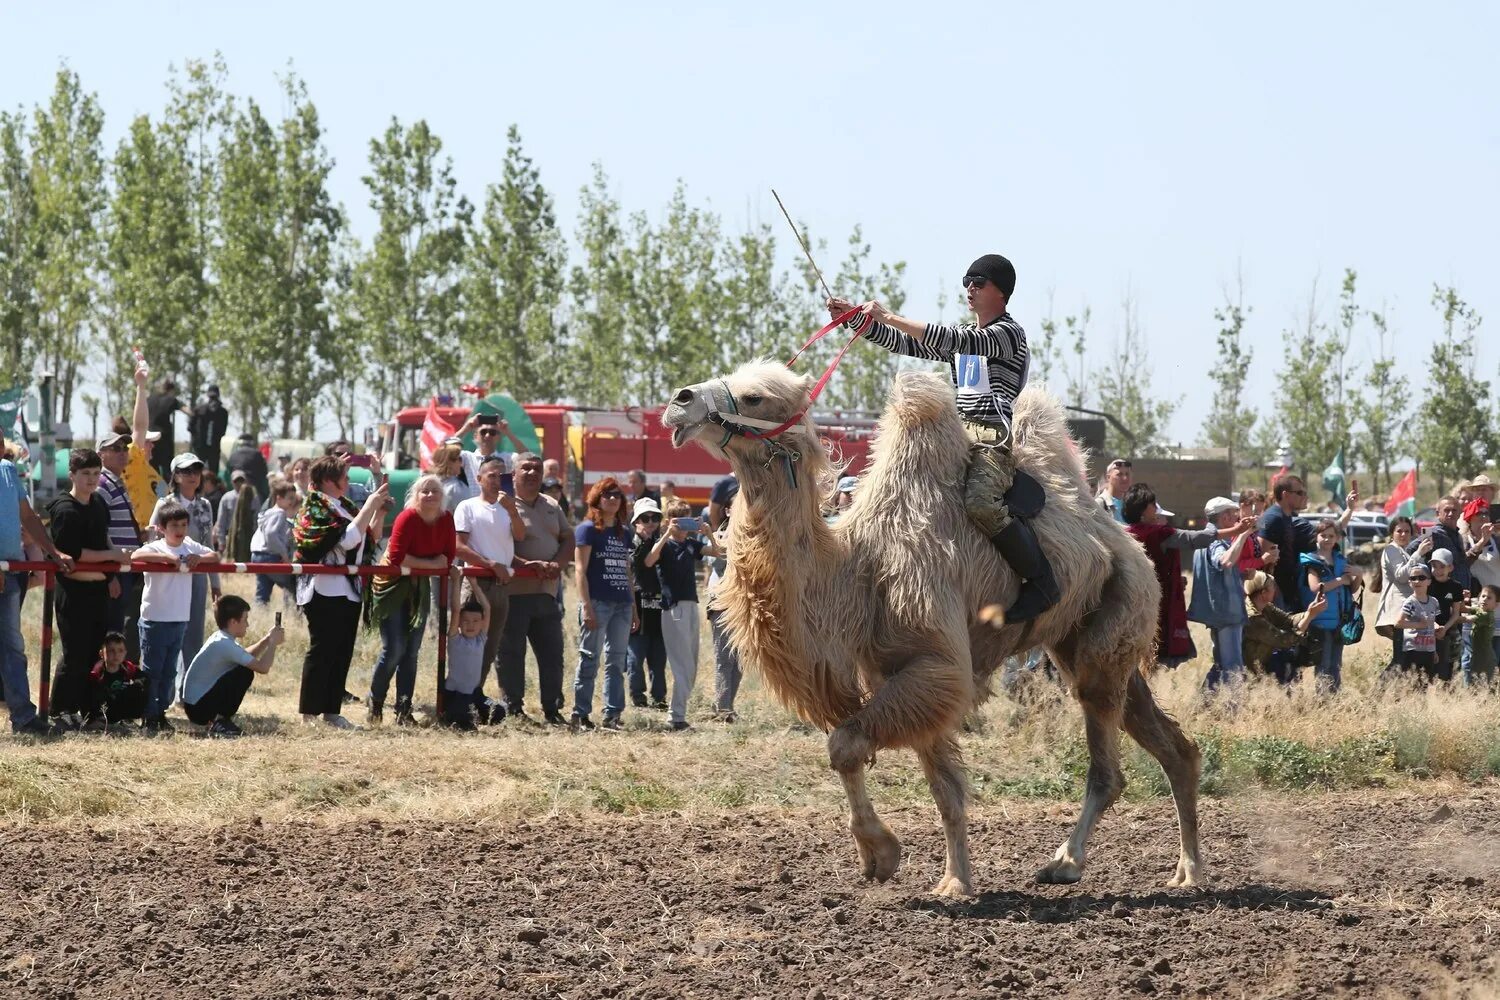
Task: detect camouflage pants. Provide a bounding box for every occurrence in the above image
[963,420,1016,538]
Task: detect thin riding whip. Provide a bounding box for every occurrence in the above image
[772,188,834,301]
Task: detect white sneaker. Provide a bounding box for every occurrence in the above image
[322,714,359,731]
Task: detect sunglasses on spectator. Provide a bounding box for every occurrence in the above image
[961,275,988,289]
[1409,575,1430,582]
[638,513,663,523]
[1285,488,1307,496]
[478,428,498,436]
[600,490,623,500]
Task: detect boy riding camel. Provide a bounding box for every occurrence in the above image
[828,253,1057,622]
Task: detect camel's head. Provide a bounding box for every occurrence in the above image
[663,361,816,460]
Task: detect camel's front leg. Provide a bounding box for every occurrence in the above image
[829,652,973,889]
[833,762,902,882]
[917,737,973,897]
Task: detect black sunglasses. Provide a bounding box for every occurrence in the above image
[477,428,498,435]
[638,513,663,523]
[1285,489,1307,496]
[961,275,988,290]
[600,490,624,500]
[1409,575,1430,582]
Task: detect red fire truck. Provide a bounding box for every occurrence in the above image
[377,397,880,507]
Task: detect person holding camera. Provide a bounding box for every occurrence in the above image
[645,500,723,731]
[293,455,389,729]
[456,411,525,494]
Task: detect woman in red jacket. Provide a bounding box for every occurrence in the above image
[366,474,456,725]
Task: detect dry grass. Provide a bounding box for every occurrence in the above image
[2,575,1498,829]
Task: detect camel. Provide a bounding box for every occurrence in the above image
[663,362,1202,897]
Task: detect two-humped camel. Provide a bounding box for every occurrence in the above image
[663,363,1202,896]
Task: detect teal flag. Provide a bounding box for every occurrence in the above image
[0,385,22,435]
[1322,447,1347,506]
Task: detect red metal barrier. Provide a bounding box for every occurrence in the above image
[1,560,540,722]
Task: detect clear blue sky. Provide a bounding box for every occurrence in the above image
[7,1,1499,447]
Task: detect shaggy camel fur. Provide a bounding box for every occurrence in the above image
[663,363,1202,896]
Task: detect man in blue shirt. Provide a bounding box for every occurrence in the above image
[0,427,76,733]
[1094,459,1132,523]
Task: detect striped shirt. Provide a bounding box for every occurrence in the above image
[98,470,140,550]
[847,312,1029,424]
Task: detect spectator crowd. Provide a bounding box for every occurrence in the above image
[4,354,1494,740]
[1095,457,1500,696]
[0,359,747,738]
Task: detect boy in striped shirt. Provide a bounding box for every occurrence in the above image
[828,253,1057,622]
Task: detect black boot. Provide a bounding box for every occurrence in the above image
[393,696,417,727]
[991,518,1060,624]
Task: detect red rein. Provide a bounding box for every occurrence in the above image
[745,306,865,440]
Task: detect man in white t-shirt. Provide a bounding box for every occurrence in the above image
[454,456,527,708]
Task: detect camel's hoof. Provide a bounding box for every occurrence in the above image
[1168,859,1205,889]
[853,827,902,883]
[1035,858,1085,885]
[828,724,875,774]
[931,874,974,898]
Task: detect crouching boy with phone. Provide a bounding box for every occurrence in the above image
[181,595,285,737]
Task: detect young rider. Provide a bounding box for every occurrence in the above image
[827,253,1057,622]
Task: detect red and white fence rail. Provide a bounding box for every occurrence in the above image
[1,560,535,721]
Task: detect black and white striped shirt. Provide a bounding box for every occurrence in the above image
[846,311,1030,424]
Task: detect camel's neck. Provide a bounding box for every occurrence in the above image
[718,454,864,729]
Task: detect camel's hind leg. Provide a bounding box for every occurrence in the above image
[916,736,972,897]
[1121,669,1204,887]
[1036,676,1124,884]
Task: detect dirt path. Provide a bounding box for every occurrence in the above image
[3,788,1497,998]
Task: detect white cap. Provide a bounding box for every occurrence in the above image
[1203,496,1238,519]
[1431,548,1454,566]
[631,497,661,522]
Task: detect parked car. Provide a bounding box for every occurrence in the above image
[1346,511,1389,548]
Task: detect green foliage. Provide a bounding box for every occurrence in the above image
[463,125,568,403]
[0,110,40,379]
[354,117,472,418]
[104,112,197,417]
[566,164,631,406]
[1200,280,1257,463]
[1061,305,1093,411]
[1271,279,1344,481]
[29,68,107,421]
[1356,306,1410,493]
[213,73,342,438]
[1413,285,1495,494]
[823,226,907,411]
[159,55,231,400]
[1094,295,1178,457]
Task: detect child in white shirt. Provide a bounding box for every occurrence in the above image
[132,502,215,732]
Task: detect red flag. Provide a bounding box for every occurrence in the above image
[1269,465,1289,494]
[419,398,455,471]
[1385,468,1418,518]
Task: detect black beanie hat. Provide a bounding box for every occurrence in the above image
[966,254,1016,299]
